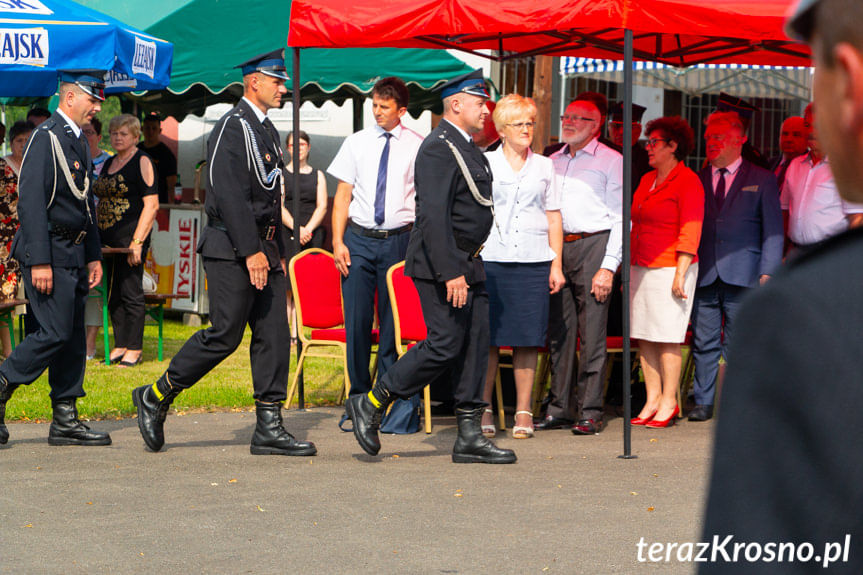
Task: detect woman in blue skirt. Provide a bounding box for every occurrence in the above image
[480,94,565,439]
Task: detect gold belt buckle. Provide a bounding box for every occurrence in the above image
[264,226,276,241]
[472,244,484,258]
[74,230,87,244]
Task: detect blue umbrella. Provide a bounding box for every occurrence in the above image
[0,0,173,97]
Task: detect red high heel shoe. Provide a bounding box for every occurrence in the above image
[645,406,680,428]
[630,410,657,425]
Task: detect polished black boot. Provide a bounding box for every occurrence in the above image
[250,401,317,456]
[47,399,112,446]
[0,374,19,445]
[132,374,180,452]
[345,383,393,456]
[452,407,517,464]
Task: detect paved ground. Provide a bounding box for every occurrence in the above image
[1,408,714,574]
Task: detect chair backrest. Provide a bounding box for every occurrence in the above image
[386,261,426,354]
[289,248,344,331]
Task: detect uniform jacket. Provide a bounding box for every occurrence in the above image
[199,98,285,268]
[13,111,100,268]
[697,159,783,288]
[405,119,493,284]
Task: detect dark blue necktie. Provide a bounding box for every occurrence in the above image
[715,167,728,211]
[375,132,393,226]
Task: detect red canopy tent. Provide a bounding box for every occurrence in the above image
[285,0,810,456]
[287,0,809,66]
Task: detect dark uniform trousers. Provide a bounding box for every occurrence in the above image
[166,257,289,403]
[0,265,90,400]
[547,231,611,422]
[381,278,488,410]
[341,226,410,395]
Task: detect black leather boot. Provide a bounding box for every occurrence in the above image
[132,374,180,452]
[0,374,19,445]
[452,407,517,464]
[345,383,393,456]
[250,401,317,456]
[48,399,112,446]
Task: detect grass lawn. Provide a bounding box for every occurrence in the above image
[5,316,347,423]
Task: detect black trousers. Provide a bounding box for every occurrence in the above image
[381,278,488,410]
[167,257,290,403]
[104,253,146,350]
[0,265,89,400]
[547,233,611,422]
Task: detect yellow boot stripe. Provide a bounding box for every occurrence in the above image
[367,391,382,408]
[151,382,164,401]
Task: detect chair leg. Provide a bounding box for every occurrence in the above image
[423,385,432,434]
[339,343,351,404]
[494,366,506,431]
[532,352,550,416]
[286,345,310,409]
[677,347,695,417]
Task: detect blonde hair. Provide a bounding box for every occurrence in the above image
[492,94,537,132]
[108,114,142,140]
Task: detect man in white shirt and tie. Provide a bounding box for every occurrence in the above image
[328,77,424,432]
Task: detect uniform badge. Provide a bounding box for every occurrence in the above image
[73,161,80,170]
[265,153,272,162]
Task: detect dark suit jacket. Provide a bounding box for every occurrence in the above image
[405,119,493,284]
[700,226,863,574]
[12,111,100,268]
[697,160,783,288]
[198,98,285,268]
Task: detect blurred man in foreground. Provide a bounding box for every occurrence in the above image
[701,1,863,571]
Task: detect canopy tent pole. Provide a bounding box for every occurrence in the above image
[292,47,306,411]
[619,29,636,460]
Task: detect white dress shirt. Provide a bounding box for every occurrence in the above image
[551,138,623,271]
[56,108,81,138]
[327,122,424,229]
[482,147,560,263]
[711,155,743,198]
[241,97,267,123]
[781,153,863,245]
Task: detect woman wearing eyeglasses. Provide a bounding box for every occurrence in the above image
[630,116,704,428]
[479,94,566,439]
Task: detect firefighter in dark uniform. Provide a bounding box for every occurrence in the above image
[347,69,517,464]
[132,49,316,456]
[0,72,110,446]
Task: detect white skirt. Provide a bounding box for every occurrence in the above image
[630,264,698,343]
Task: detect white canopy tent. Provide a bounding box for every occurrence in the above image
[561,57,812,100]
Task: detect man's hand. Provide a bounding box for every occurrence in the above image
[333,241,351,277]
[281,258,287,275]
[31,264,53,294]
[590,268,614,303]
[87,261,103,289]
[446,275,470,308]
[246,252,270,290]
[759,274,771,286]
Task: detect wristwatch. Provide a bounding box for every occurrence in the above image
[132,237,144,245]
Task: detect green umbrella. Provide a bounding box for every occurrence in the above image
[76,0,475,119]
